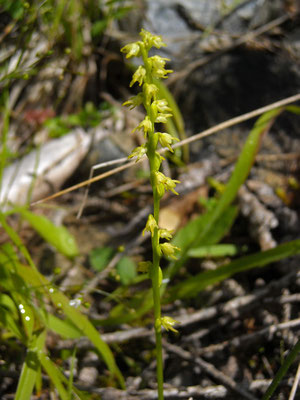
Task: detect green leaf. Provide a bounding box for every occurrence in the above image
[15,264,125,388]
[262,338,300,400]
[91,20,108,36]
[285,105,300,115]
[0,306,23,340]
[40,353,69,400]
[44,314,82,339]
[188,244,240,258]
[167,108,282,280]
[116,256,136,285]
[15,329,46,400]
[19,209,79,258]
[172,205,238,251]
[89,246,115,272]
[168,239,300,300]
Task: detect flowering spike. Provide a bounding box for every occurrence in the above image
[122,29,180,398]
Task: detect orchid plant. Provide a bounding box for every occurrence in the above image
[121,29,180,399]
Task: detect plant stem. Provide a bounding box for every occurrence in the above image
[151,195,164,400]
[148,101,164,400]
[141,45,164,400]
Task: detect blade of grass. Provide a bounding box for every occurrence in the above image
[0,90,10,198]
[15,329,46,400]
[40,352,69,400]
[167,107,283,280]
[15,263,125,388]
[19,208,79,258]
[168,239,300,300]
[262,338,300,400]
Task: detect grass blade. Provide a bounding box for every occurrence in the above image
[168,239,300,300]
[19,208,79,258]
[15,263,125,388]
[15,329,46,400]
[40,352,69,400]
[262,338,300,400]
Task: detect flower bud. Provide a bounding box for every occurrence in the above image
[153,151,162,171]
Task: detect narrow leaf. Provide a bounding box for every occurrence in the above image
[15,264,125,388]
[15,329,46,400]
[169,239,300,300]
[19,209,79,258]
[188,244,240,258]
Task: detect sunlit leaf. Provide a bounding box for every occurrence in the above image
[188,244,240,258]
[15,329,46,400]
[19,209,79,258]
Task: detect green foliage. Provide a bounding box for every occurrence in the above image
[116,256,137,285]
[44,102,105,138]
[89,246,115,272]
[19,208,79,258]
[168,239,300,300]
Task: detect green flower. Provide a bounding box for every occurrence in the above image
[128,144,147,162]
[133,116,152,136]
[158,132,179,152]
[155,113,172,123]
[160,316,180,333]
[153,99,171,113]
[123,93,144,109]
[149,56,173,78]
[121,42,141,58]
[143,214,158,236]
[130,65,146,87]
[140,29,166,50]
[151,100,172,120]
[159,242,180,260]
[144,83,159,106]
[154,171,180,196]
[158,228,173,240]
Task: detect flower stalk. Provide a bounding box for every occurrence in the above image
[121,30,180,399]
